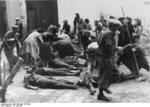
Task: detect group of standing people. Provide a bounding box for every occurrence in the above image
[72,13,145,101]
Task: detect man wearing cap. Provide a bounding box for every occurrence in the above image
[15,18,23,42]
[62,20,70,35]
[73,13,80,35]
[0,25,20,72]
[94,20,103,37]
[97,19,122,101]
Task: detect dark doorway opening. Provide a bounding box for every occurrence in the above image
[0,1,7,39]
[26,0,58,33]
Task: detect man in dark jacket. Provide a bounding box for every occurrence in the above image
[97,19,122,101]
[62,20,70,35]
[73,13,80,35]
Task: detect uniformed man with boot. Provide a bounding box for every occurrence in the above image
[97,19,122,101]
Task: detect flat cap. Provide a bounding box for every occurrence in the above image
[108,19,122,26]
[12,25,19,29]
[15,18,20,21]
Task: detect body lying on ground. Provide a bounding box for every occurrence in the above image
[24,71,78,90]
[25,66,81,76]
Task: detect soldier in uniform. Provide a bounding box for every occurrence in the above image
[97,19,122,101]
[24,68,78,90]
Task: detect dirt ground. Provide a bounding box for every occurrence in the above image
[1,57,149,103]
[1,35,150,103]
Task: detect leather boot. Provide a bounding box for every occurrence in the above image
[97,88,111,102]
[103,88,112,94]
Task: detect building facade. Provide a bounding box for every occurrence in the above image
[0,0,149,38]
[0,0,58,38]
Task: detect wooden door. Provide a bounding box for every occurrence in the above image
[27,10,37,33]
[26,0,58,33]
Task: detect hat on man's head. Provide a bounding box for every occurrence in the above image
[12,25,19,29]
[108,19,122,26]
[47,25,58,34]
[15,18,20,21]
[43,32,53,39]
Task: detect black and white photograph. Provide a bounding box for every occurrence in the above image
[0,0,150,105]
